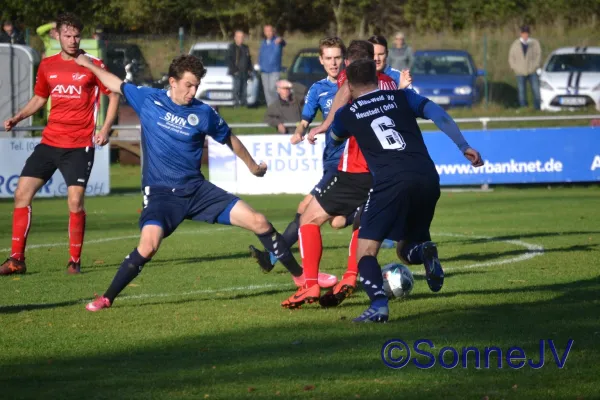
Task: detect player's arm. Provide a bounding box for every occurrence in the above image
[291,84,320,144]
[75,53,123,94]
[225,134,267,177]
[307,82,350,144]
[415,95,484,167]
[94,92,120,146]
[3,95,48,132]
[329,107,350,146]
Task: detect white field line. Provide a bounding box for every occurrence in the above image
[0,230,544,309]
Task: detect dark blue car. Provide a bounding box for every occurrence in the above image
[411,50,485,107]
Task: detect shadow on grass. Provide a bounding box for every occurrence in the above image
[1,276,598,399]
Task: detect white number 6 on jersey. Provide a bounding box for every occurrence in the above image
[370,116,406,150]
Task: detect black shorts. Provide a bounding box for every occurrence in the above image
[315,171,373,216]
[20,143,95,187]
[358,177,440,243]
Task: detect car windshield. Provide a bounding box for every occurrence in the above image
[545,54,600,72]
[412,54,473,75]
[191,49,227,67]
[291,52,324,74]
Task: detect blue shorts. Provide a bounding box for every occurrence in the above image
[358,177,440,243]
[309,167,339,196]
[139,181,240,238]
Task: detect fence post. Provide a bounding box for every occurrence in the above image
[179,27,184,54]
[483,32,489,108]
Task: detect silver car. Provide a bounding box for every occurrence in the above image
[189,42,261,107]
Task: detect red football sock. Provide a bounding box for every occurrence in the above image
[298,224,322,288]
[344,228,359,280]
[11,206,32,262]
[69,211,86,263]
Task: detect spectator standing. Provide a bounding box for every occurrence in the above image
[259,25,286,106]
[509,25,542,109]
[387,32,412,71]
[226,30,253,107]
[264,80,302,134]
[0,20,26,45]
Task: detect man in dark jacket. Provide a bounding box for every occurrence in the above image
[226,30,253,107]
[264,80,302,134]
[0,20,26,45]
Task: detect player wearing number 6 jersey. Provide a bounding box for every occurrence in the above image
[1,13,119,276]
[330,59,484,322]
[280,40,401,309]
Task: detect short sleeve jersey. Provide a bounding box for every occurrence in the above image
[336,70,397,173]
[121,83,231,192]
[34,52,111,148]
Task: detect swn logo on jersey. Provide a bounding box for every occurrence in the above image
[72,73,87,81]
[165,112,187,127]
[51,85,82,95]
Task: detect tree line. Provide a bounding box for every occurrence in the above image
[3,0,600,37]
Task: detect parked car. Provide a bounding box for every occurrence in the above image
[189,42,261,107]
[539,46,600,111]
[286,48,327,89]
[410,50,484,107]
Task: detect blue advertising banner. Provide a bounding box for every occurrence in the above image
[425,127,600,185]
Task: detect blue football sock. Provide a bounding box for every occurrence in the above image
[358,255,388,306]
[400,242,425,264]
[271,213,301,266]
[257,225,303,277]
[104,248,151,302]
[281,213,301,248]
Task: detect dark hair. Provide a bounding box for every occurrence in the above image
[346,59,378,87]
[368,35,388,54]
[169,55,207,81]
[56,12,83,32]
[319,36,346,57]
[346,40,374,62]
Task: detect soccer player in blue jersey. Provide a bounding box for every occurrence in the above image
[249,37,350,281]
[330,59,484,322]
[368,35,401,87]
[74,54,306,312]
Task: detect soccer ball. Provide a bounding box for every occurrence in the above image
[382,263,415,299]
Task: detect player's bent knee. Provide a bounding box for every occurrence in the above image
[297,195,313,214]
[138,242,159,258]
[395,241,412,265]
[329,215,346,230]
[251,212,271,234]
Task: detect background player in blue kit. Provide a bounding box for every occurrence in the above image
[75,54,305,312]
[249,37,351,281]
[330,59,484,322]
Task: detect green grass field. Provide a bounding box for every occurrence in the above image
[1,180,599,399]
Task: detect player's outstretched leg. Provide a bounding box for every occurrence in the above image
[252,192,314,270]
[86,225,160,311]
[353,240,388,323]
[398,241,444,292]
[248,211,301,272]
[231,200,304,277]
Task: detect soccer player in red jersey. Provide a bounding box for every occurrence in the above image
[281,40,407,309]
[1,13,119,275]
